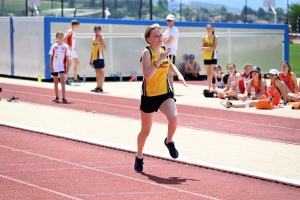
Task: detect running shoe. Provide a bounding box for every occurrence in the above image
[91,87,103,93]
[65,80,72,85]
[62,98,68,103]
[134,156,144,172]
[52,97,59,102]
[73,79,83,83]
[220,97,230,108]
[7,96,19,103]
[0,87,2,93]
[164,138,179,159]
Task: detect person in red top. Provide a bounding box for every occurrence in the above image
[221,66,267,108]
[63,20,80,85]
[279,61,300,102]
[238,63,252,94]
[268,69,287,105]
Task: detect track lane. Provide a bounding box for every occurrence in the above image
[1,83,300,144]
[1,126,300,200]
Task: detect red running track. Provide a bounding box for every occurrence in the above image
[1,126,300,200]
[1,82,300,145]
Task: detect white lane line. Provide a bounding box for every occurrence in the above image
[1,122,300,187]
[0,174,81,200]
[76,191,179,197]
[4,89,300,132]
[0,144,219,200]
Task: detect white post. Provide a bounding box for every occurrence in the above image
[270,5,277,24]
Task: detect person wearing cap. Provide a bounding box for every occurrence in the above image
[279,61,299,102]
[163,14,179,89]
[268,69,287,105]
[221,69,285,108]
[89,26,106,93]
[184,54,201,80]
[201,23,218,90]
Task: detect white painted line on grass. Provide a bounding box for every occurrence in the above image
[1,121,300,188]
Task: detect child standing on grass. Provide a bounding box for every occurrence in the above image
[49,32,70,103]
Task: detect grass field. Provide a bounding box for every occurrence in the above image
[290,43,300,77]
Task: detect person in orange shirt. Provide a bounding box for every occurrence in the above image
[279,61,299,102]
[268,69,287,105]
[221,66,267,108]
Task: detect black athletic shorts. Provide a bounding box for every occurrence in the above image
[204,59,217,65]
[93,59,105,69]
[140,92,176,113]
[168,54,176,65]
[51,71,65,76]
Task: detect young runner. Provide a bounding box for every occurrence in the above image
[49,31,70,103]
[63,20,80,85]
[201,24,218,89]
[134,24,187,173]
[184,54,201,80]
[212,65,228,92]
[89,26,106,92]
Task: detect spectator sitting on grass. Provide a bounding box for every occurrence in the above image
[184,54,201,80]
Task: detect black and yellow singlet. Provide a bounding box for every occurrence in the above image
[92,36,104,60]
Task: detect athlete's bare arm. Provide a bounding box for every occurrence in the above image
[291,73,299,93]
[63,30,72,49]
[275,79,287,104]
[50,55,54,72]
[98,37,106,51]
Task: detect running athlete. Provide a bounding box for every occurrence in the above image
[134,24,187,173]
[184,54,201,80]
[279,61,300,102]
[201,24,218,90]
[63,20,80,85]
[163,14,179,90]
[89,26,106,93]
[49,32,70,103]
[212,64,228,92]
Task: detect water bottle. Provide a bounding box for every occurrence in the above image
[83,75,86,82]
[37,75,42,82]
[113,73,117,81]
[245,98,249,109]
[119,72,123,81]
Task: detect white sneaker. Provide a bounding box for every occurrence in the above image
[220,98,230,108]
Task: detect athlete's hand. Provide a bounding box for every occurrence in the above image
[178,75,188,87]
[89,60,93,66]
[50,67,54,72]
[159,48,171,61]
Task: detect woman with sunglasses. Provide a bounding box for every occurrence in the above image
[280,61,300,102]
[201,24,218,90]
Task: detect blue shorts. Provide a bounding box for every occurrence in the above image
[93,59,105,69]
[51,71,65,76]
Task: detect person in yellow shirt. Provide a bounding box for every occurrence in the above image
[89,26,106,92]
[134,23,188,173]
[201,24,219,90]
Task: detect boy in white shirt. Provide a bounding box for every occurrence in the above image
[49,31,71,103]
[163,14,179,90]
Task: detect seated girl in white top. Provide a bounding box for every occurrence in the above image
[217,63,241,99]
[212,65,228,93]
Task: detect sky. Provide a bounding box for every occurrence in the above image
[168,0,300,10]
